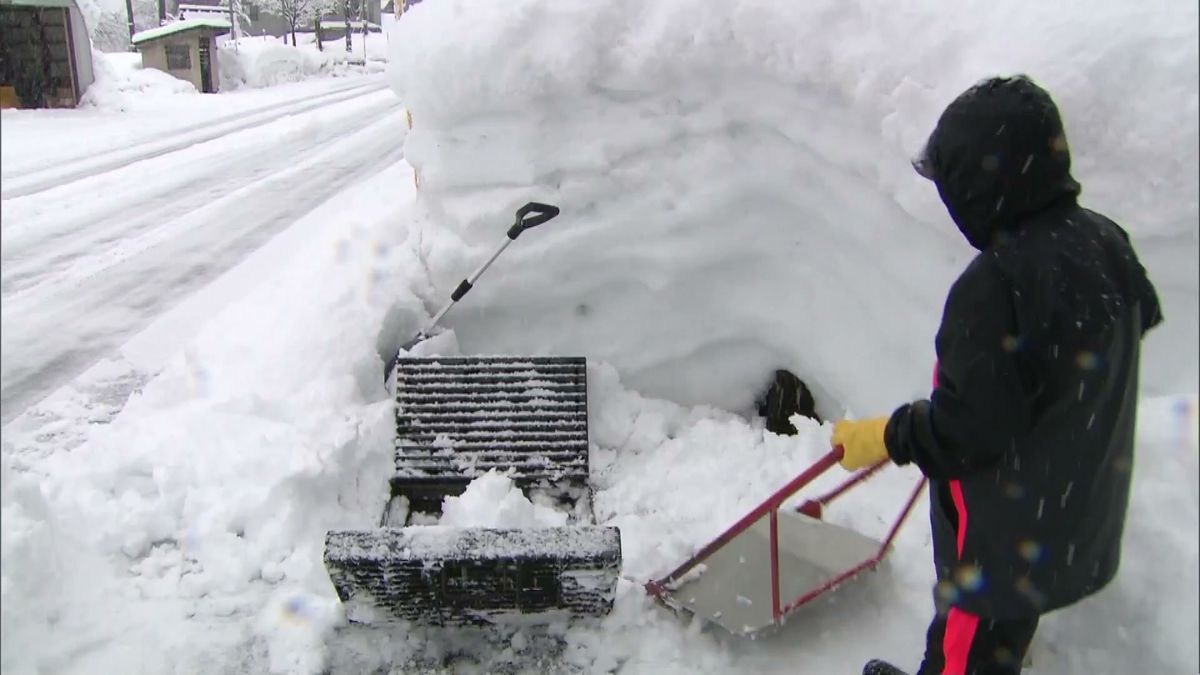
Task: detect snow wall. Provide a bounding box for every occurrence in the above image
[389,0,1198,419]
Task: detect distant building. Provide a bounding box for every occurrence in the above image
[169,0,387,41]
[171,0,289,38]
[133,17,229,93]
[316,0,380,40]
[0,0,94,108]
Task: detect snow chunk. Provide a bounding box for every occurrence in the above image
[439,470,569,529]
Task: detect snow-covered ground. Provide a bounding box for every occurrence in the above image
[1,71,401,425]
[1,53,387,179]
[2,1,1197,674]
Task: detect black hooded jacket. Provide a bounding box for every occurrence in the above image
[885,76,1163,618]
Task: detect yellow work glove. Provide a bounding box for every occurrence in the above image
[832,417,891,471]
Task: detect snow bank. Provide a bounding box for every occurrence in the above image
[1,159,422,674]
[220,35,387,90]
[220,40,327,89]
[80,50,197,111]
[388,0,1199,414]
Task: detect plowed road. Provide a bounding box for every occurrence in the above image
[1,77,406,423]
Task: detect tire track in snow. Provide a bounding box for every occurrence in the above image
[0,77,378,180]
[0,79,387,198]
[0,89,398,301]
[0,106,408,424]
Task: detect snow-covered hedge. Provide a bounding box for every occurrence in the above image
[219,35,387,90]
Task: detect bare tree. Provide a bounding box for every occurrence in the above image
[91,0,159,51]
[360,0,368,62]
[221,0,257,36]
[124,0,136,45]
[309,0,336,51]
[271,0,313,46]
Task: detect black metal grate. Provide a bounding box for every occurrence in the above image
[391,356,589,509]
[324,526,621,625]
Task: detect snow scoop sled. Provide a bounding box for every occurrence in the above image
[323,203,623,626]
[645,447,927,637]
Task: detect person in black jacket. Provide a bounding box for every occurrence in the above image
[832,75,1163,675]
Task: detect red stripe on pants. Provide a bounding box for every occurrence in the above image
[949,480,968,558]
[932,362,981,673]
[942,607,981,675]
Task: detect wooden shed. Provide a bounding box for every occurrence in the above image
[132,17,230,94]
[0,0,94,108]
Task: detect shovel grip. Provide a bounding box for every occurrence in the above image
[450,279,473,302]
[507,202,560,238]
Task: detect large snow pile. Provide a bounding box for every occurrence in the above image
[220,39,328,89]
[305,31,389,67]
[1,160,420,675]
[390,0,1199,417]
[220,34,387,90]
[80,50,197,110]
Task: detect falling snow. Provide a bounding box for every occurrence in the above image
[0,1,1196,674]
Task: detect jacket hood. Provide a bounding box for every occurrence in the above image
[917,76,1082,250]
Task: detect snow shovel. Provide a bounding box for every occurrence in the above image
[645,447,927,636]
[326,201,623,627]
[385,202,560,378]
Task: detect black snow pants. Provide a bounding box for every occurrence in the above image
[916,608,1039,675]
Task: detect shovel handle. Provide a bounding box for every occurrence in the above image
[507,202,560,238]
[796,446,890,519]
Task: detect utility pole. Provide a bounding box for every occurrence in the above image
[125,0,136,49]
[360,0,367,63]
[342,0,351,53]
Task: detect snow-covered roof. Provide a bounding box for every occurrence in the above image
[131,17,231,44]
[178,3,226,11]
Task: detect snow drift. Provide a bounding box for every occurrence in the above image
[390,0,1199,417]
[219,35,388,90]
[81,51,197,110]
